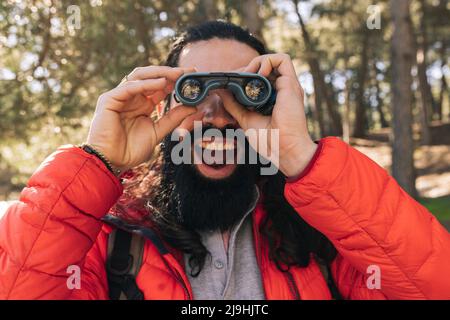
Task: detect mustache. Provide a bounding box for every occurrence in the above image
[188,123,240,141]
[162,123,275,172]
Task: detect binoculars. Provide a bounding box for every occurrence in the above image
[174,72,276,115]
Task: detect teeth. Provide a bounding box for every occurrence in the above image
[201,141,235,151]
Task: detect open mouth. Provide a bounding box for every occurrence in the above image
[193,137,240,179]
[201,139,236,151]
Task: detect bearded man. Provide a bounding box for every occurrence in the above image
[1,21,449,300]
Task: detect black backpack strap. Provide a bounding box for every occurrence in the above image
[106,228,145,300]
[102,214,172,300]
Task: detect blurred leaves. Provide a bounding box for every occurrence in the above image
[0,0,449,197]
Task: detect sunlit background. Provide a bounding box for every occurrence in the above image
[0,0,449,226]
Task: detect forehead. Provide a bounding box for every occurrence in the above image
[178,38,260,71]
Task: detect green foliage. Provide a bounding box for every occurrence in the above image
[420,196,450,221]
[0,0,449,199]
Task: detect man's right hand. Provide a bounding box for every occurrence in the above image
[86,66,197,173]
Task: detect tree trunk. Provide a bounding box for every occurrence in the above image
[340,0,351,143]
[342,52,351,143]
[390,0,417,197]
[415,0,434,144]
[312,80,325,137]
[438,43,448,120]
[241,0,265,43]
[353,30,370,138]
[374,64,389,128]
[134,0,154,65]
[293,0,342,136]
[342,75,351,143]
[197,0,218,21]
[305,93,321,139]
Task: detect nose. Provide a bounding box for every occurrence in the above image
[198,92,238,129]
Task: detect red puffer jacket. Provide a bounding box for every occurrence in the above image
[1,137,449,299]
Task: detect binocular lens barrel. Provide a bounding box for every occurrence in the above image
[179,78,268,102]
[181,79,202,100]
[176,73,275,115]
[244,79,267,102]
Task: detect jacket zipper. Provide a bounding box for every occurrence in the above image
[173,266,191,300]
[285,271,301,300]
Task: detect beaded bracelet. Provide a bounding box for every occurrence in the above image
[80,143,121,177]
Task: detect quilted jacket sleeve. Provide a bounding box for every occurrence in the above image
[69,227,111,300]
[284,137,450,299]
[0,146,123,299]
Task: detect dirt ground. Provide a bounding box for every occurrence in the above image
[352,138,450,198]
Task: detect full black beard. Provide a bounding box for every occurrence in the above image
[160,130,262,232]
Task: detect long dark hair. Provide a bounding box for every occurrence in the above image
[113,20,337,276]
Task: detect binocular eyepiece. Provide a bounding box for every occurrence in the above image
[174,72,276,115]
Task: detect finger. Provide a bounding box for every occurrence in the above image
[265,54,297,78]
[107,78,167,106]
[177,110,205,134]
[153,106,197,143]
[145,91,169,107]
[244,56,276,80]
[256,58,274,77]
[275,75,304,98]
[215,90,248,127]
[243,57,263,73]
[244,54,296,78]
[126,66,196,82]
[142,81,175,104]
